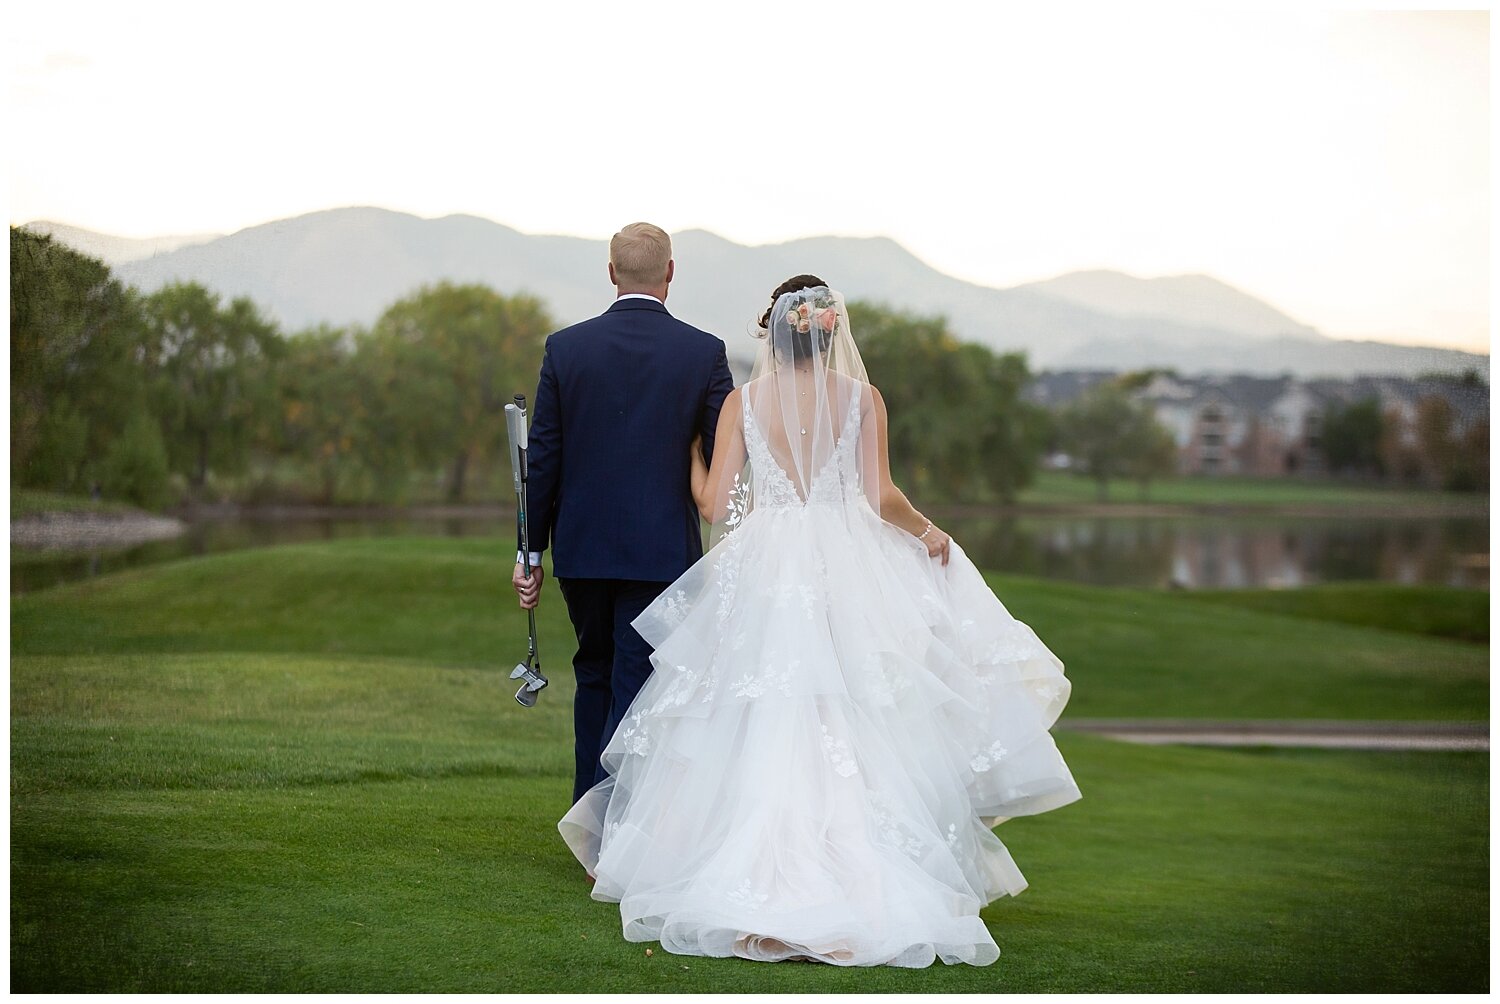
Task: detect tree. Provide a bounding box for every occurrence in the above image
[99,412,171,509]
[10,227,145,491]
[1056,380,1179,501]
[1322,398,1384,478]
[974,349,1050,503]
[347,331,418,503]
[26,395,89,489]
[362,283,551,502]
[1416,367,1486,388]
[1452,420,1489,492]
[138,283,284,497]
[1122,404,1179,499]
[1116,367,1179,392]
[1414,395,1458,489]
[1375,406,1415,485]
[852,301,1046,504]
[1410,394,1488,492]
[274,326,365,504]
[1058,381,1140,500]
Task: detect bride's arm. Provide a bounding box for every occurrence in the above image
[691,387,746,522]
[870,386,951,564]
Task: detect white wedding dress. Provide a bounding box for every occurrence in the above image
[558,286,1081,968]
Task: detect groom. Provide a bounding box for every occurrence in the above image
[512,222,734,805]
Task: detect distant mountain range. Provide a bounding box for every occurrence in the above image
[24,220,220,264]
[20,208,1487,379]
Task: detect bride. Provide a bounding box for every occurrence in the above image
[558,275,1082,968]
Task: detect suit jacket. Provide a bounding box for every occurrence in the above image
[524,297,735,581]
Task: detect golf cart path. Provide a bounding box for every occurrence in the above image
[1059,718,1488,751]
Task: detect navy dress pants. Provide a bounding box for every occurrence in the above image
[556,577,671,805]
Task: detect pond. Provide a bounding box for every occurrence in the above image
[10,509,1488,594]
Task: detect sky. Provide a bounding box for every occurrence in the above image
[7,2,1491,352]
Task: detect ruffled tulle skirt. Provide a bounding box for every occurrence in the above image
[558,500,1081,967]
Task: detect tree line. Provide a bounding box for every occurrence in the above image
[13,227,1479,513]
[12,228,550,508]
[1322,393,1488,492]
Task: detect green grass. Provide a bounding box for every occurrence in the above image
[10,537,550,666]
[12,538,1487,722]
[985,574,1486,721]
[10,488,139,517]
[1017,469,1487,510]
[10,537,1490,991]
[1178,583,1490,644]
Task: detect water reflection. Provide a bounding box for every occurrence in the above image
[10,511,1489,594]
[941,513,1489,590]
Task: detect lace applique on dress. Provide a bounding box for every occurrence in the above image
[712,533,743,627]
[867,789,928,859]
[977,627,1037,666]
[806,396,863,506]
[820,724,860,777]
[729,658,797,699]
[741,397,802,508]
[660,588,690,626]
[619,709,652,756]
[648,663,706,714]
[723,473,751,533]
[969,740,1009,773]
[727,879,769,911]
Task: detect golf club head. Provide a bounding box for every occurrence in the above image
[510,662,548,707]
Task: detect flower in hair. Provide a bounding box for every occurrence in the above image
[782,294,839,337]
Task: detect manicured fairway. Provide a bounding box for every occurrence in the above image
[10,537,1490,992]
[1176,582,1489,644]
[11,538,1487,723]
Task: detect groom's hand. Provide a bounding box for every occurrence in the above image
[513,562,544,609]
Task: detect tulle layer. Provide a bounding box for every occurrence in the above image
[558,500,1081,967]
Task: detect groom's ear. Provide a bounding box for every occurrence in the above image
[664,259,675,285]
[608,261,618,286]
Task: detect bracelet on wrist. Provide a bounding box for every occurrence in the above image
[918,521,934,540]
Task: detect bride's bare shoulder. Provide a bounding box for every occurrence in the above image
[828,370,883,403]
[739,373,781,400]
[814,369,870,395]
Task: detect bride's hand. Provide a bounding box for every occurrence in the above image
[919,521,951,566]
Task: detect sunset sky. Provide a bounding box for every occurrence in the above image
[8,3,1490,352]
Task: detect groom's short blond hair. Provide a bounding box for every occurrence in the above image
[610,222,672,286]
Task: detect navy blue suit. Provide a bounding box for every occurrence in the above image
[525,296,734,803]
